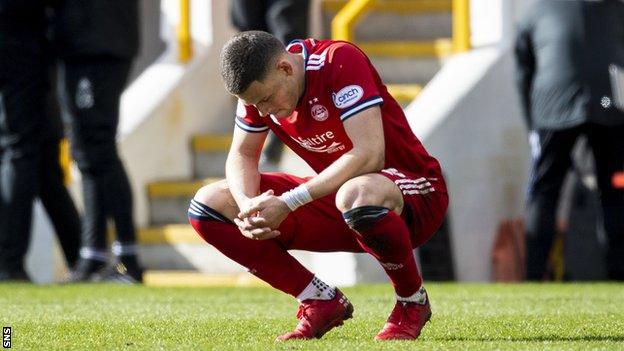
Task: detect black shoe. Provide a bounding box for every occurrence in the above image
[0,269,31,282]
[92,263,144,284]
[65,258,107,283]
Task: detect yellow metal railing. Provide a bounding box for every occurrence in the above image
[452,0,470,52]
[331,0,375,42]
[178,0,193,63]
[325,0,453,13]
[331,0,471,54]
[60,138,72,184]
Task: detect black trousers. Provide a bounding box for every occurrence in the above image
[36,61,82,269]
[230,0,309,44]
[0,45,46,272]
[230,0,309,163]
[58,56,136,251]
[39,137,81,268]
[526,123,624,280]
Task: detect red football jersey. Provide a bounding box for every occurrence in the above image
[235,38,442,178]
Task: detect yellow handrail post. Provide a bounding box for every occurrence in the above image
[331,0,374,41]
[178,0,193,63]
[59,138,72,185]
[452,0,470,53]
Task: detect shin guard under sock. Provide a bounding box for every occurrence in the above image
[343,206,422,297]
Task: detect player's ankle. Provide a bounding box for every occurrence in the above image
[396,286,428,305]
[296,276,336,302]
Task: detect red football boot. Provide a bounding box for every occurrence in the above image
[374,295,432,340]
[276,289,354,341]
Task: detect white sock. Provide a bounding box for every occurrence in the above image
[396,286,427,305]
[296,276,336,302]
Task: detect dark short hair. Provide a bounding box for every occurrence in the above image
[219,31,285,95]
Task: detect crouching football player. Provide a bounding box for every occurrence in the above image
[188,31,448,341]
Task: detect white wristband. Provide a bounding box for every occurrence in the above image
[279,184,313,211]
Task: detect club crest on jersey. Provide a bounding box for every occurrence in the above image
[332,85,363,109]
[311,104,329,121]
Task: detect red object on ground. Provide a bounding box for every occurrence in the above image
[613,172,624,189]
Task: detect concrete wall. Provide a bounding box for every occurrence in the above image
[130,0,167,82]
[407,48,529,281]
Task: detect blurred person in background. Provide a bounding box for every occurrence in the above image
[0,0,49,282]
[230,0,309,169]
[0,0,82,282]
[54,0,144,283]
[515,0,624,281]
[40,37,82,270]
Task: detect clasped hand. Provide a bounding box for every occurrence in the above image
[233,189,290,240]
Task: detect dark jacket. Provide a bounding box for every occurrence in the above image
[54,0,139,60]
[514,0,624,130]
[0,0,47,53]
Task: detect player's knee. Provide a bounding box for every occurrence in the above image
[337,178,396,232]
[336,175,403,212]
[336,177,381,212]
[193,180,230,207]
[189,180,237,221]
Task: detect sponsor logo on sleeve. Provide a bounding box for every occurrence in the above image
[332,85,363,109]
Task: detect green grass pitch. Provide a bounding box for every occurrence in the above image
[1,283,623,350]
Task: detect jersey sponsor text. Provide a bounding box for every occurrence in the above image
[332,85,363,108]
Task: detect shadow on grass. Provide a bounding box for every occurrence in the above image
[429,335,624,342]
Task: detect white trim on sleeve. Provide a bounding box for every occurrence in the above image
[339,96,384,121]
[235,118,269,133]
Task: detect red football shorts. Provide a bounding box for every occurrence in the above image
[259,168,448,253]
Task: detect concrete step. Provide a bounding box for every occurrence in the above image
[355,13,451,42]
[138,224,203,244]
[373,56,445,85]
[364,41,450,84]
[323,0,452,13]
[137,225,244,272]
[144,270,267,287]
[191,134,230,178]
[321,0,452,42]
[147,178,219,225]
[360,39,453,58]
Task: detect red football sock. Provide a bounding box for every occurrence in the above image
[189,217,313,297]
[353,211,422,297]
